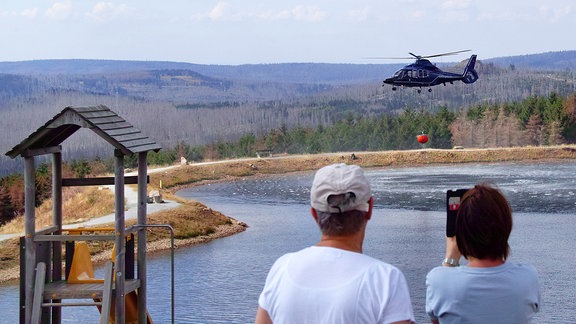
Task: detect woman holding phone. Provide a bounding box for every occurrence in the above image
[426,183,540,323]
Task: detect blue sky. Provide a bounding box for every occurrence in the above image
[1,1,574,65]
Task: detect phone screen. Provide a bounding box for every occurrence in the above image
[446,189,468,237]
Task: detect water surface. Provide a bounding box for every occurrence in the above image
[0,161,574,323]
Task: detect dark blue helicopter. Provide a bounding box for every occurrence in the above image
[382,50,478,93]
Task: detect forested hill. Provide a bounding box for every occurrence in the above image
[1,51,575,177]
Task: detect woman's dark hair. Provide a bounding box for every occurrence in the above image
[456,183,512,260]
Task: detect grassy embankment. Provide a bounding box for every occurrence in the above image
[1,146,576,283]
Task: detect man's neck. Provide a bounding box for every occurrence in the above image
[317,235,363,253]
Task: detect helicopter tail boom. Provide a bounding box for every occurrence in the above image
[461,55,478,84]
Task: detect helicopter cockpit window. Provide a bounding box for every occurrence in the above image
[394,70,404,78]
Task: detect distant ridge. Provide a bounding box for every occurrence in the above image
[0,59,402,84]
[483,50,576,71]
[0,59,203,75]
[0,51,573,84]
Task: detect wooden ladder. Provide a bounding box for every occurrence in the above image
[31,261,114,324]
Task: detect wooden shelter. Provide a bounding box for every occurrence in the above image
[6,105,161,323]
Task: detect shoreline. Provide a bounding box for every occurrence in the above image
[0,220,248,284]
[2,146,576,284]
[91,219,248,266]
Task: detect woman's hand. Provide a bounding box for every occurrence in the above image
[443,236,461,266]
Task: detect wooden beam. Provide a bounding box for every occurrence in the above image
[35,225,59,236]
[34,234,116,242]
[61,175,149,187]
[22,145,62,157]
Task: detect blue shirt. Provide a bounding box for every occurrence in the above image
[426,262,540,323]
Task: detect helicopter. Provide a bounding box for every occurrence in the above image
[381,50,478,93]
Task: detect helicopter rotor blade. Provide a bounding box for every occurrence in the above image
[420,50,470,59]
[365,50,470,60]
[364,56,413,60]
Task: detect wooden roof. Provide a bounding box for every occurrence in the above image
[6,105,161,158]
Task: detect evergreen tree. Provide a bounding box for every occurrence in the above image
[0,187,16,225]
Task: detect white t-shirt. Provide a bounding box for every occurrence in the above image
[426,262,540,323]
[258,246,415,324]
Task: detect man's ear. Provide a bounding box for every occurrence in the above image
[366,197,374,220]
[311,208,319,223]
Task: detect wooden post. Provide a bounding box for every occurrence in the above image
[114,150,126,323]
[24,156,36,323]
[52,151,62,323]
[137,152,148,323]
[31,262,46,324]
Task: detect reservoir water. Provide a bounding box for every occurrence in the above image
[0,161,575,323]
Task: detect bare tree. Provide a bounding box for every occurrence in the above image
[524,114,543,146]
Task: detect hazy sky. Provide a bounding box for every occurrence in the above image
[1,1,573,65]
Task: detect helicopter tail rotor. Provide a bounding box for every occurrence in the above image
[461,55,478,84]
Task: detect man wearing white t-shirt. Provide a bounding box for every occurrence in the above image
[255,163,415,324]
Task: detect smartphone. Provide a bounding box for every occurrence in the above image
[446,189,469,237]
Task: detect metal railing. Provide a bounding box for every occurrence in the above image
[128,224,175,324]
